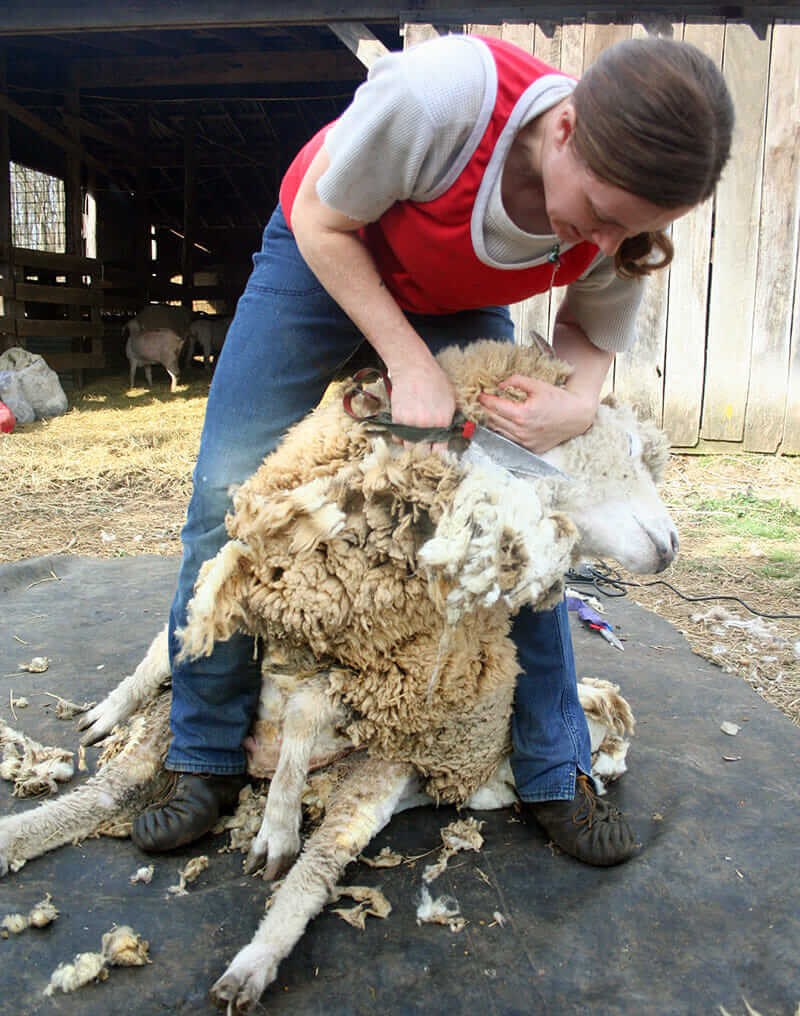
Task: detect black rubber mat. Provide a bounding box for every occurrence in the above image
[1,555,798,1015]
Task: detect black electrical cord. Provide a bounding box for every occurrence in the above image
[565,562,800,621]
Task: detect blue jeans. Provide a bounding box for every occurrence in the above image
[166,205,591,801]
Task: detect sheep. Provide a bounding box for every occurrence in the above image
[183,315,232,370]
[124,305,193,391]
[0,338,674,1009]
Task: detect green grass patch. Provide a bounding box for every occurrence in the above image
[689,492,800,542]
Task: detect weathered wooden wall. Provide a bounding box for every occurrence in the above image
[405,17,800,454]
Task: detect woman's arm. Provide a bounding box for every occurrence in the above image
[478,302,613,453]
[291,145,456,430]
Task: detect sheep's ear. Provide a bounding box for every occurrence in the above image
[177,540,256,661]
[636,417,670,483]
[417,464,578,625]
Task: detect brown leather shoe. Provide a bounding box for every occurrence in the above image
[131,772,248,853]
[521,773,636,866]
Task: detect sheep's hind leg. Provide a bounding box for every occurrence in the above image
[0,695,172,877]
[211,757,419,1012]
[244,675,348,880]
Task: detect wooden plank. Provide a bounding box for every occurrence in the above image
[613,18,682,426]
[744,21,800,452]
[67,50,365,89]
[581,19,632,402]
[558,17,585,77]
[783,228,800,454]
[661,20,724,447]
[7,246,99,274]
[0,93,108,176]
[0,2,792,35]
[0,315,17,336]
[466,23,503,37]
[15,283,103,305]
[17,319,105,339]
[328,22,390,68]
[402,24,440,48]
[501,21,535,53]
[700,21,770,442]
[616,268,669,426]
[182,113,196,311]
[533,19,562,68]
[581,17,632,71]
[39,350,106,370]
[61,111,141,163]
[531,19,564,341]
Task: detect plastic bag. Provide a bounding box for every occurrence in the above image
[0,347,68,421]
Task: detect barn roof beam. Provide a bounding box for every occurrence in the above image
[0,91,110,175]
[0,0,791,35]
[327,22,389,69]
[11,49,366,89]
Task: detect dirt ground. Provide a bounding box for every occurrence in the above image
[2,370,798,727]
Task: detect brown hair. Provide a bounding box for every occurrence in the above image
[571,37,734,278]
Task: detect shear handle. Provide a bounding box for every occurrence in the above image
[342,367,392,420]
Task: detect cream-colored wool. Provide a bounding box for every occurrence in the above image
[0,719,74,797]
[44,951,109,995]
[27,893,59,928]
[101,925,151,966]
[43,925,150,996]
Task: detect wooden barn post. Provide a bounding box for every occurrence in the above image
[0,51,18,354]
[182,111,196,312]
[65,69,85,385]
[136,108,152,304]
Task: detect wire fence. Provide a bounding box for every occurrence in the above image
[10,162,65,252]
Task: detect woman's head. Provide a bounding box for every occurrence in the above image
[562,36,734,276]
[572,36,734,208]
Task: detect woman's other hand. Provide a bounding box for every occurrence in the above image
[478,373,596,453]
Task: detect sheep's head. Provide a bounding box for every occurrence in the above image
[538,399,678,574]
[434,339,676,580]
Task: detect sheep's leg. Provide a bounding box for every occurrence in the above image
[129,361,137,387]
[578,679,635,791]
[211,758,418,1012]
[145,364,153,387]
[0,696,172,877]
[244,676,348,880]
[77,626,170,746]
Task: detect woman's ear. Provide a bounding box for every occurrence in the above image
[553,100,576,151]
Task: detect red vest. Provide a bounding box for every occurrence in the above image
[280,36,598,315]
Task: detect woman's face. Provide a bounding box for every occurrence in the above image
[541,103,691,254]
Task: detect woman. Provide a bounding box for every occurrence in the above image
[132,33,733,865]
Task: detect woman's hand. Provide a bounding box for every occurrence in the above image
[478,373,597,454]
[386,356,456,430]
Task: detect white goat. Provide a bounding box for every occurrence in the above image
[0,339,675,1011]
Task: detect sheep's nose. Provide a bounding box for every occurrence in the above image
[655,528,679,571]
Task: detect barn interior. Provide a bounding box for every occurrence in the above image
[0,20,402,379]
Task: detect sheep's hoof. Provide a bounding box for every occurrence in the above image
[242,843,266,876]
[210,945,277,1011]
[77,699,125,745]
[243,841,297,881]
